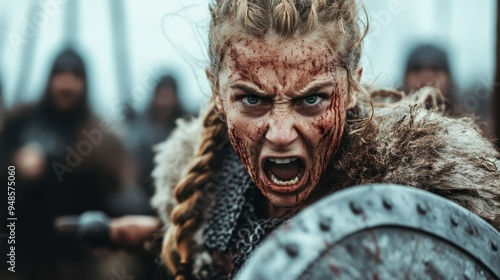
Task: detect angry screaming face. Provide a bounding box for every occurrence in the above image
[213,32,359,217]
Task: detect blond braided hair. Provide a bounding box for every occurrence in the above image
[162,99,227,279]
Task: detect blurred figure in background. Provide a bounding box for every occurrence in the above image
[125,75,188,199]
[0,48,145,280]
[402,44,491,133]
[402,44,459,115]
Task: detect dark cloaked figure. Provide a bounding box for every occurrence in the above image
[0,48,137,280]
[402,45,458,113]
[125,75,187,198]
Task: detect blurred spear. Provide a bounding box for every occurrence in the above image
[109,0,135,120]
[12,0,40,105]
[0,15,6,103]
[64,0,79,45]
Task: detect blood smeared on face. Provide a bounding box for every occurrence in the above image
[214,33,358,217]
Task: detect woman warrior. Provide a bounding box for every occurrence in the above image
[152,0,500,279]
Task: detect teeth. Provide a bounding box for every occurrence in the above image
[277,158,290,164]
[269,157,298,164]
[271,174,299,186]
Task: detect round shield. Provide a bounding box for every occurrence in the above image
[236,184,500,280]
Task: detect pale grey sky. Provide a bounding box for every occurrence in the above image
[0,0,496,117]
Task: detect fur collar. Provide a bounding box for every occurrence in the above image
[152,88,500,278]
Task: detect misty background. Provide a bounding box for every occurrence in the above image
[0,0,496,118]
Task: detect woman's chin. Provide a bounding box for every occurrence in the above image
[259,185,309,212]
[267,194,302,208]
[262,193,306,218]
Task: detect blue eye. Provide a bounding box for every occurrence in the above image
[304,95,322,106]
[243,96,260,105]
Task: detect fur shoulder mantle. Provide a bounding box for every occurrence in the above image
[151,88,500,276]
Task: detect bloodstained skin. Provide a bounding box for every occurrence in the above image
[216,33,354,216]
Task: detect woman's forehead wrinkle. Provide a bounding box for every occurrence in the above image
[224,36,340,96]
[226,45,267,90]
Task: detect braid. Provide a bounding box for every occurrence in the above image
[305,0,321,32]
[272,0,300,36]
[162,99,227,278]
[209,0,366,74]
[237,0,269,36]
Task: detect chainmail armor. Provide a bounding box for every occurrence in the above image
[204,146,283,278]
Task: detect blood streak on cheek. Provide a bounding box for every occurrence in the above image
[314,95,343,169]
[229,125,262,183]
[329,82,342,111]
[229,129,250,167]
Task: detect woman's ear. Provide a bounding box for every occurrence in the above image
[206,68,223,115]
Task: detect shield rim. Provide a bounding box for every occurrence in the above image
[236,184,500,279]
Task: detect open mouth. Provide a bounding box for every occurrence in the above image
[263,157,305,191]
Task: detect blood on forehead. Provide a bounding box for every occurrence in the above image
[221,36,344,94]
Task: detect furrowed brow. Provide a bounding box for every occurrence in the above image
[297,81,334,96]
[230,83,268,97]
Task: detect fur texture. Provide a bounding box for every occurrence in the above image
[151,116,213,276]
[151,88,500,276]
[151,117,202,225]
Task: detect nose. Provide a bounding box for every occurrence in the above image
[264,114,299,148]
